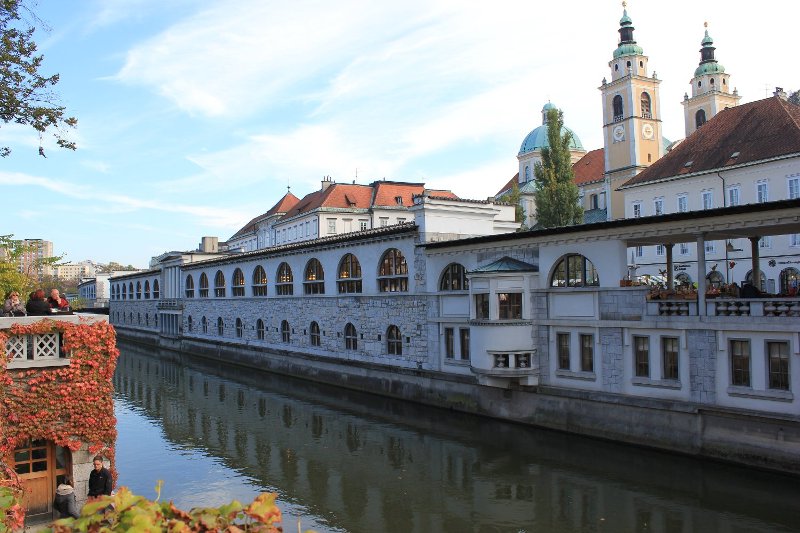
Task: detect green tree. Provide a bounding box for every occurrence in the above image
[0,235,60,297]
[98,261,138,273]
[0,0,76,157]
[532,108,583,228]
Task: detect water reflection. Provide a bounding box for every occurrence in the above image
[114,343,800,533]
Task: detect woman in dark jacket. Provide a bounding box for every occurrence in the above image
[53,478,80,519]
[26,289,51,316]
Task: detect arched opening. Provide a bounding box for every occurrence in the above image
[199,273,209,297]
[232,268,245,297]
[276,263,293,295]
[338,253,362,294]
[640,91,651,118]
[378,248,408,292]
[304,258,325,294]
[706,270,724,288]
[252,266,267,296]
[779,267,799,295]
[439,263,469,291]
[387,325,402,355]
[612,95,624,121]
[550,254,599,287]
[695,109,707,129]
[344,323,358,350]
[214,270,226,297]
[310,321,321,346]
[185,275,194,298]
[281,320,291,343]
[744,270,767,292]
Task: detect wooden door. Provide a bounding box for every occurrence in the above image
[14,439,70,519]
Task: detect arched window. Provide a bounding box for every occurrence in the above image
[640,91,651,118]
[524,165,531,182]
[310,321,321,346]
[144,280,150,299]
[136,281,142,299]
[276,263,293,295]
[676,272,693,287]
[129,312,133,323]
[344,323,358,350]
[201,316,208,334]
[122,284,127,300]
[705,270,723,288]
[281,320,291,343]
[153,280,160,299]
[695,109,707,129]
[235,318,243,338]
[338,253,362,294]
[252,266,268,296]
[744,270,767,292]
[185,275,195,298]
[217,317,224,336]
[199,273,209,297]
[256,319,265,340]
[439,263,469,291]
[187,316,193,332]
[550,254,599,287]
[232,268,245,296]
[129,282,133,299]
[779,267,799,295]
[612,95,624,121]
[145,313,149,326]
[214,270,226,297]
[378,248,408,292]
[387,325,402,355]
[304,258,325,294]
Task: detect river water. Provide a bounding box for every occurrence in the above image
[112,342,800,532]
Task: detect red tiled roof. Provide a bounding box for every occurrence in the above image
[282,183,373,218]
[424,189,459,200]
[495,173,519,197]
[267,191,300,216]
[573,148,605,186]
[372,181,425,207]
[621,96,800,188]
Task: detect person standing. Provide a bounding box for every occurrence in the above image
[47,288,70,311]
[87,455,112,500]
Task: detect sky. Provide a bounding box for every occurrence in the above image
[2,0,797,268]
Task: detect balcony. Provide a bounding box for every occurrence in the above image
[1,315,107,369]
[645,297,800,318]
[156,299,183,310]
[471,350,539,386]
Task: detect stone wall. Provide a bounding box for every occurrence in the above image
[688,329,717,404]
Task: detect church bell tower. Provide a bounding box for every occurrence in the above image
[599,2,664,220]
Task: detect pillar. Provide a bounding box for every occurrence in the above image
[665,244,675,290]
[696,234,707,316]
[749,236,761,291]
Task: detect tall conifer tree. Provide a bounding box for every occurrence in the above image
[532,108,583,228]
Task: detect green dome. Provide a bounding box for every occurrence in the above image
[694,61,725,77]
[518,103,583,156]
[614,42,644,59]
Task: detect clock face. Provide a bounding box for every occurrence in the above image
[612,124,625,142]
[642,123,654,140]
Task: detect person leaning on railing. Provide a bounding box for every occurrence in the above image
[26,289,52,316]
[3,291,26,317]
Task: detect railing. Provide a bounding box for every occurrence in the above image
[647,300,697,316]
[646,298,800,317]
[1,315,107,369]
[157,299,183,310]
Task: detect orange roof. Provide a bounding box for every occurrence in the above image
[424,189,459,200]
[282,183,373,218]
[372,181,425,207]
[573,148,605,186]
[495,173,519,197]
[267,191,300,216]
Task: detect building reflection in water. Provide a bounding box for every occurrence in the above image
[114,343,800,533]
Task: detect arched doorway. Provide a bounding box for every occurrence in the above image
[779,267,799,295]
[14,439,71,519]
[744,270,767,292]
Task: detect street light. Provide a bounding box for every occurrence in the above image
[725,240,742,284]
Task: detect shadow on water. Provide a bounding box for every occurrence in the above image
[113,341,800,533]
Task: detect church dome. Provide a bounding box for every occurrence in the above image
[518,103,584,156]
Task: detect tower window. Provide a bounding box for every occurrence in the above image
[639,60,643,68]
[613,95,624,121]
[698,81,702,87]
[626,60,631,69]
[695,109,707,129]
[640,92,652,118]
[614,64,619,72]
[710,78,715,85]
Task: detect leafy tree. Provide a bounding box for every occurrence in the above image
[0,0,76,157]
[98,261,138,273]
[789,89,800,106]
[532,108,583,228]
[0,234,60,297]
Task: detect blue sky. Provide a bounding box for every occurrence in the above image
[2,0,797,267]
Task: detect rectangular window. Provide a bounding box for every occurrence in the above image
[634,336,650,377]
[789,177,800,199]
[498,293,522,319]
[580,334,594,372]
[662,337,679,380]
[590,194,599,210]
[632,202,642,218]
[379,217,389,227]
[635,246,643,258]
[760,236,772,248]
[757,181,768,203]
[327,219,336,234]
[791,234,800,247]
[306,221,310,236]
[730,340,751,387]
[702,190,713,210]
[444,328,454,359]
[475,294,490,319]
[459,328,470,360]
[359,220,368,231]
[767,341,790,390]
[557,333,570,370]
[705,240,715,253]
[679,243,689,255]
[656,244,665,256]
[727,186,740,207]
[397,218,406,224]
[677,195,688,213]
[653,198,663,216]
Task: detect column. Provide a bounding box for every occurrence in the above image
[665,244,674,290]
[749,236,761,291]
[696,234,707,316]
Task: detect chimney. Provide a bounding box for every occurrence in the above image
[774,87,787,99]
[321,175,333,191]
[199,236,218,253]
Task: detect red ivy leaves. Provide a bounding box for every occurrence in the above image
[0,319,120,528]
